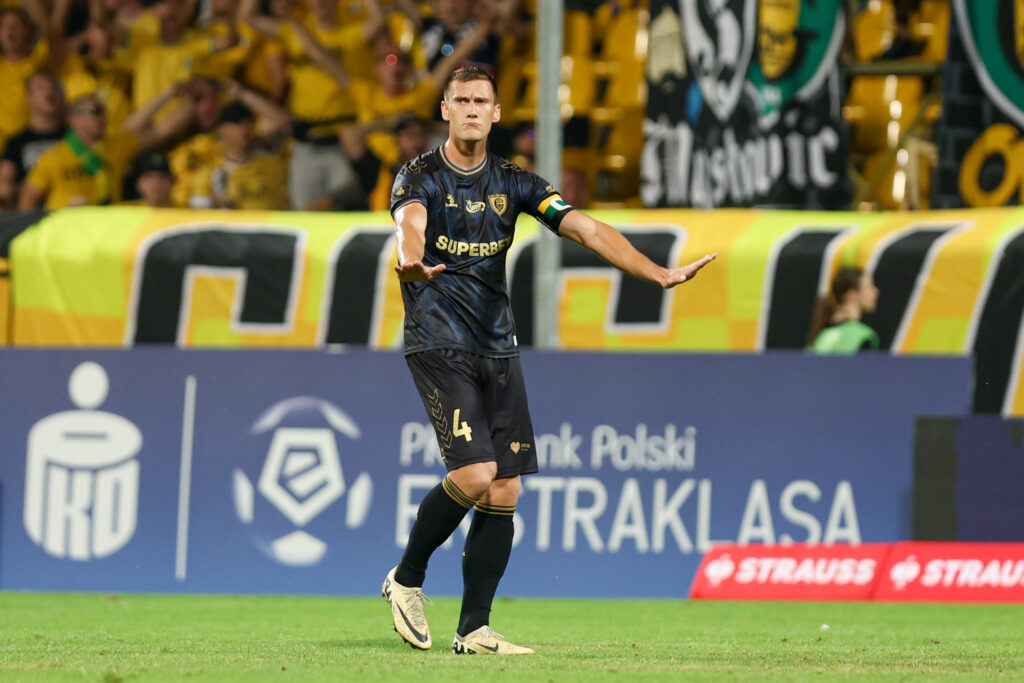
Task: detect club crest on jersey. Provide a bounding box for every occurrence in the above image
[444,193,457,207]
[394,184,411,199]
[488,194,508,216]
[465,200,486,213]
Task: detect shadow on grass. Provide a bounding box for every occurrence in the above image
[313,638,431,651]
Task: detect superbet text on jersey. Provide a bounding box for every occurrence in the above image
[391,146,574,357]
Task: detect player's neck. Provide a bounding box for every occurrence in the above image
[443,137,487,170]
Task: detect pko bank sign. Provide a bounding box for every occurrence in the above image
[0,349,969,598]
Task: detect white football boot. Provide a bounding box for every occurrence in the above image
[451,625,535,655]
[381,566,431,650]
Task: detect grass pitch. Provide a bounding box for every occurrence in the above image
[1,593,1022,681]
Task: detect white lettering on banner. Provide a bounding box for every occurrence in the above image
[536,423,583,469]
[641,116,840,208]
[24,362,142,561]
[513,478,860,554]
[563,478,607,552]
[396,474,442,546]
[920,560,1024,588]
[733,557,877,586]
[395,424,860,555]
[401,421,697,472]
[402,421,696,472]
[399,423,445,467]
[590,424,696,471]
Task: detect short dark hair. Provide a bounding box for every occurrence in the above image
[135,150,172,177]
[443,66,498,103]
[219,101,255,125]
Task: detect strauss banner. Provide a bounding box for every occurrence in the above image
[644,0,849,209]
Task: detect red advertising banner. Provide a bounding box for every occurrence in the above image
[691,543,1024,602]
[875,542,1024,603]
[689,544,891,601]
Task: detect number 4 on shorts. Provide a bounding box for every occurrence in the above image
[453,409,473,442]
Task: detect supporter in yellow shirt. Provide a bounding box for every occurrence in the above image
[187,101,289,211]
[90,0,160,46]
[128,149,176,208]
[351,20,491,170]
[123,1,235,118]
[0,5,61,148]
[243,0,386,210]
[20,92,138,209]
[0,72,64,209]
[193,0,258,82]
[122,76,292,208]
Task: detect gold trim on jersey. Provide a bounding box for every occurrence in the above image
[440,146,488,176]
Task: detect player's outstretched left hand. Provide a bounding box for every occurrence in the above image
[395,261,447,282]
[662,253,717,288]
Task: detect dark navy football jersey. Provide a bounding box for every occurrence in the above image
[391,146,574,357]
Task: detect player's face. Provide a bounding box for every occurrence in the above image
[441,79,500,144]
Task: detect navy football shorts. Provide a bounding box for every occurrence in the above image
[405,349,539,479]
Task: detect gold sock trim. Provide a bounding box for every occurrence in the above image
[474,502,516,516]
[442,477,477,509]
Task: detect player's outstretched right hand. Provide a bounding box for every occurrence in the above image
[395,261,447,282]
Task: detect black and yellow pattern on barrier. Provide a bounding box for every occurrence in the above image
[8,206,1024,415]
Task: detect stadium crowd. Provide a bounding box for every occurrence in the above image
[0,0,598,213]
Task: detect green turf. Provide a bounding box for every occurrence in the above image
[1,593,1023,681]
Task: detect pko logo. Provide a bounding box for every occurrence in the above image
[24,362,143,560]
[233,397,372,566]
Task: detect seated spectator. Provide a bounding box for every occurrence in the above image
[243,0,386,210]
[0,72,65,209]
[20,88,138,209]
[129,150,176,208]
[187,101,289,210]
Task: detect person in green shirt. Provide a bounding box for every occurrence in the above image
[807,266,880,354]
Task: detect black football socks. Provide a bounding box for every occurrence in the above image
[458,503,515,636]
[395,477,476,588]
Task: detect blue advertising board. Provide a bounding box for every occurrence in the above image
[0,349,970,597]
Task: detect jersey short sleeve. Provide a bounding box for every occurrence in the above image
[515,169,575,233]
[25,144,58,195]
[390,155,438,215]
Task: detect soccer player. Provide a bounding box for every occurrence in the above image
[382,66,716,655]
